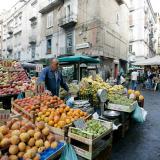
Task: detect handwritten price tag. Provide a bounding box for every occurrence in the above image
[73,118,86,129]
[0,109,10,121]
[35,82,45,95]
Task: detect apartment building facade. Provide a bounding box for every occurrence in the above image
[1,0,42,61]
[1,0,129,77]
[129,0,156,61]
[39,0,129,77]
[155,13,160,55]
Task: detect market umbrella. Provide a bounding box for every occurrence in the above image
[58,55,100,63]
[58,55,100,81]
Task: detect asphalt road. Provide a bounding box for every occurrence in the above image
[111,91,160,160]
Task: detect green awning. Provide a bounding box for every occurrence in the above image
[58,55,100,63]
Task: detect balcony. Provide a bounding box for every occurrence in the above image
[7,45,13,52]
[29,35,36,44]
[59,13,77,28]
[129,7,135,12]
[116,0,125,5]
[8,27,13,35]
[39,0,63,14]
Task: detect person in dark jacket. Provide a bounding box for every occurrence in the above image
[38,58,69,96]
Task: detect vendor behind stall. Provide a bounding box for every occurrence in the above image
[38,58,69,96]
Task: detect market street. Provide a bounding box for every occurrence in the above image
[112,91,160,160]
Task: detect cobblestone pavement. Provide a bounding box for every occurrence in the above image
[111,91,160,160]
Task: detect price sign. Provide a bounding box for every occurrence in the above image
[35,82,45,95]
[36,64,43,73]
[0,109,10,121]
[25,90,35,97]
[73,118,86,129]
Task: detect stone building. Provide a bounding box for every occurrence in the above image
[129,0,156,61]
[39,0,129,78]
[1,0,130,78]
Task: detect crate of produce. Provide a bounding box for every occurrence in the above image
[0,118,65,160]
[68,119,112,160]
[11,101,34,122]
[39,141,65,160]
[47,114,92,141]
[107,101,138,113]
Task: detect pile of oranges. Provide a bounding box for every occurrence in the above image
[36,105,87,128]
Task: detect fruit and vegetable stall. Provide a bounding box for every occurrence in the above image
[0,60,145,160]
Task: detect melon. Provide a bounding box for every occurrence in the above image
[42,127,49,136]
[28,138,35,147]
[10,135,20,145]
[51,141,58,149]
[34,132,41,140]
[35,139,43,148]
[18,142,26,152]
[20,133,30,142]
[139,95,144,101]
[134,91,141,97]
[0,126,9,135]
[128,89,133,95]
[9,155,18,160]
[9,145,19,155]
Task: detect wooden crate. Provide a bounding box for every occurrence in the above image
[107,101,138,113]
[69,133,112,160]
[11,101,34,122]
[68,119,113,160]
[47,124,72,141]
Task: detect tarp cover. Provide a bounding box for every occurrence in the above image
[133,55,160,66]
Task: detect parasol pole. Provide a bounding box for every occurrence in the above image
[78,62,80,82]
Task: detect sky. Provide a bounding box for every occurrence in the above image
[0,0,159,12]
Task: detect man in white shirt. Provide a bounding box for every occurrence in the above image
[131,70,139,90]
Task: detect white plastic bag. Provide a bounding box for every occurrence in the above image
[92,112,99,119]
[141,108,148,121]
[120,76,126,84]
[66,97,74,107]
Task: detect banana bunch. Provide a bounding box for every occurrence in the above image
[108,85,124,95]
[79,75,112,104]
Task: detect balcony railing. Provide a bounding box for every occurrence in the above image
[39,0,63,14]
[8,27,13,35]
[29,35,36,44]
[59,13,77,28]
[116,0,125,5]
[7,45,13,52]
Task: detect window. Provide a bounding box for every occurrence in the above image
[47,12,53,28]
[66,5,71,17]
[116,14,119,25]
[31,44,36,59]
[46,37,52,54]
[48,0,54,3]
[129,45,132,53]
[15,17,18,27]
[66,31,73,53]
[19,15,22,25]
[31,0,37,6]
[18,52,21,60]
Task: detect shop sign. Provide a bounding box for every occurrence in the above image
[76,43,90,50]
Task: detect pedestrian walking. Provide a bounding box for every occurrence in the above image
[131,69,138,90]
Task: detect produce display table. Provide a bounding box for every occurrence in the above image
[107,101,138,113]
